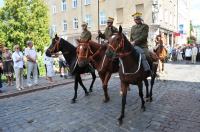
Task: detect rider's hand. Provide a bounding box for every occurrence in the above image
[98,30,101,34]
[131,41,135,45]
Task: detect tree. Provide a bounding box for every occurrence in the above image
[0,0,50,52]
[187,36,196,44]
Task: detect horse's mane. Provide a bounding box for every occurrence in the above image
[60,38,76,52]
[122,33,131,45]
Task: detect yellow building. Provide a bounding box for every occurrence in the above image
[45,0,178,46]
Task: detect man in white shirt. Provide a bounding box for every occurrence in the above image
[25,41,38,87]
[191,44,198,64]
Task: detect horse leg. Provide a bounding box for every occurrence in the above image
[71,75,78,104]
[149,63,157,102]
[162,61,164,72]
[77,74,89,96]
[102,72,111,103]
[138,81,145,111]
[118,82,128,125]
[89,72,96,92]
[144,79,149,101]
[150,73,156,102]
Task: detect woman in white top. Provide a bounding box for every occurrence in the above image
[44,50,55,83]
[12,45,24,90]
[177,47,183,61]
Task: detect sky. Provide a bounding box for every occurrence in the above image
[0,0,199,25]
[0,0,3,7]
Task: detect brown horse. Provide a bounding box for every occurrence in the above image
[106,26,158,125]
[76,40,118,102]
[155,44,167,73]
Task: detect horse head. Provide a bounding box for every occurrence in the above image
[106,25,124,59]
[76,39,94,67]
[47,34,61,55]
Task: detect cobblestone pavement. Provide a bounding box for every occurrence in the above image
[0,63,200,132]
[0,75,73,94]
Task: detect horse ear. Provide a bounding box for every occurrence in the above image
[76,39,80,43]
[119,25,122,34]
[55,34,58,39]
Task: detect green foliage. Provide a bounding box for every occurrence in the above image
[0,0,50,52]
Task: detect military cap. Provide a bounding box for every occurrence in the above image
[107,17,114,23]
[81,22,88,27]
[132,12,143,20]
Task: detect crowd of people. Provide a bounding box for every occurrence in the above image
[167,44,200,64]
[0,41,69,93]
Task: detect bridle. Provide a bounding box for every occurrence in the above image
[77,42,94,59]
[48,38,61,54]
[107,34,132,58]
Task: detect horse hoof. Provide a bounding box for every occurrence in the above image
[117,116,124,126]
[150,97,153,102]
[85,92,89,96]
[89,89,93,92]
[118,120,123,126]
[141,106,146,112]
[71,99,76,104]
[145,98,150,102]
[103,98,110,103]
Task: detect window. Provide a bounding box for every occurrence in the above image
[99,11,106,25]
[116,8,123,23]
[84,0,91,5]
[63,20,67,31]
[52,25,56,33]
[72,0,78,8]
[61,0,67,11]
[85,15,92,27]
[73,18,78,29]
[52,5,57,14]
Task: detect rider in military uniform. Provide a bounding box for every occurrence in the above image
[80,22,92,41]
[98,17,118,40]
[130,12,151,75]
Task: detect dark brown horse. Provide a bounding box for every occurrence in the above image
[76,40,118,102]
[106,26,158,125]
[47,35,96,103]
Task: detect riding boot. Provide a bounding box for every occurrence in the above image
[141,53,151,76]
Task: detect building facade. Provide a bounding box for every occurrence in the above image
[45,0,178,47]
[176,0,190,45]
[193,25,200,44]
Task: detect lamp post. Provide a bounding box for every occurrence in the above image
[98,0,100,43]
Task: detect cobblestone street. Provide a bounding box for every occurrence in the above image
[0,62,200,132]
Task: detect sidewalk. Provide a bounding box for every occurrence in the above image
[0,74,94,99]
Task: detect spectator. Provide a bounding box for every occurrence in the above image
[43,51,48,80]
[191,44,198,64]
[58,53,67,78]
[177,47,183,61]
[45,50,55,83]
[12,45,24,90]
[3,47,14,86]
[185,46,192,63]
[25,41,38,87]
[0,44,3,93]
[172,47,177,61]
